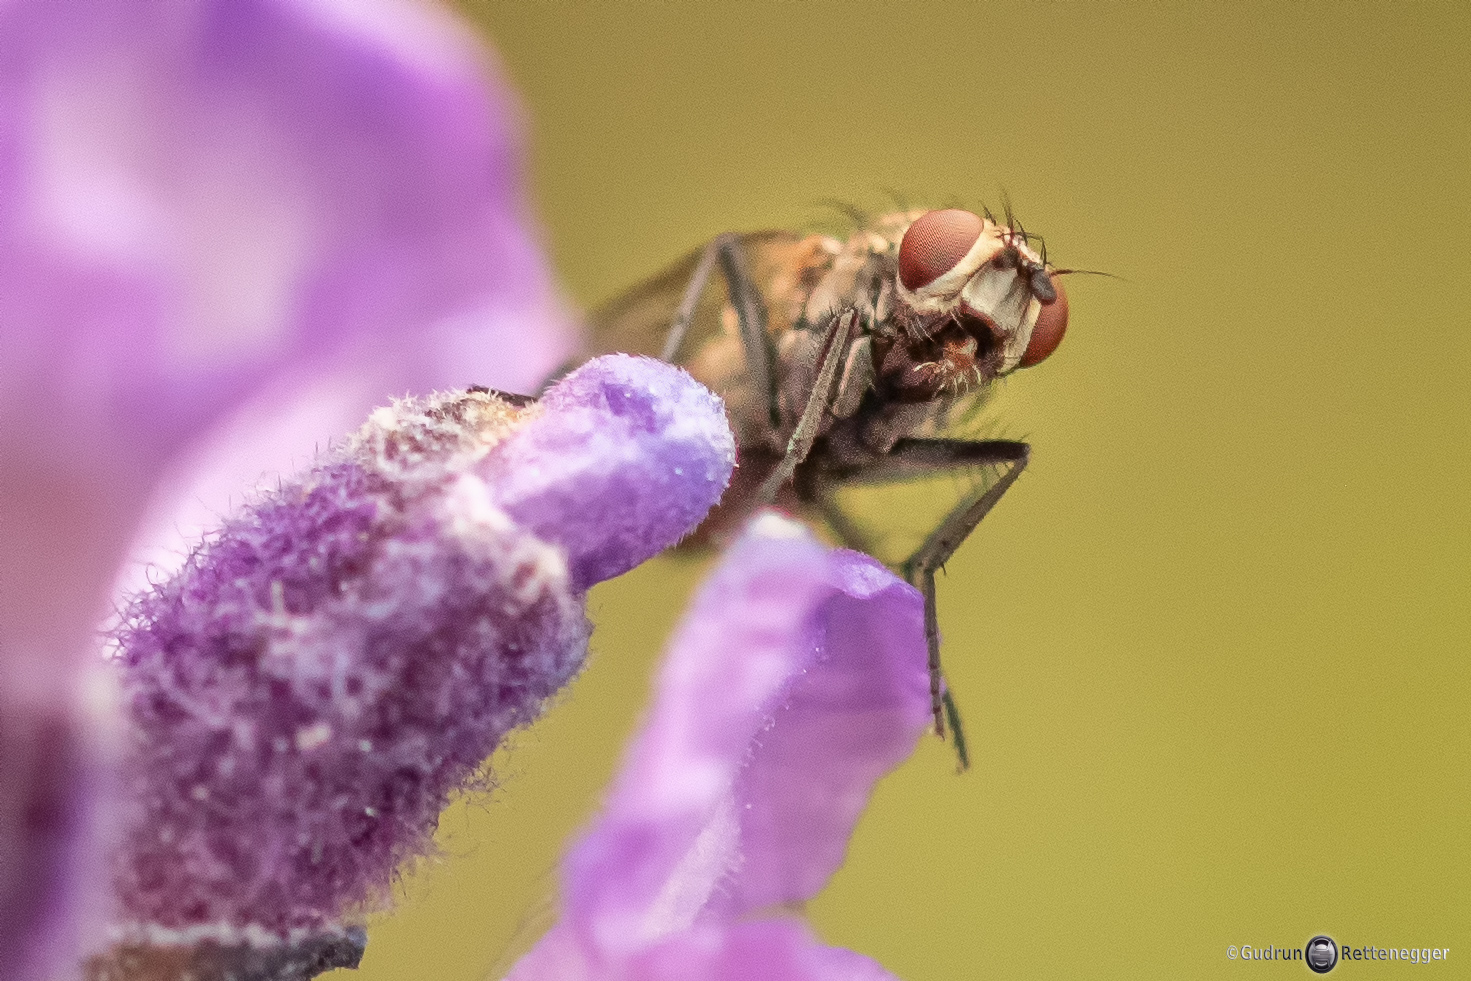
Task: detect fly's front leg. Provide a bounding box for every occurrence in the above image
[820,438,1030,771]
[756,310,859,503]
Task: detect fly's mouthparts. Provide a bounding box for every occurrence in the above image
[956,308,1003,346]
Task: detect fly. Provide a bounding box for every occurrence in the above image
[569,205,1073,771]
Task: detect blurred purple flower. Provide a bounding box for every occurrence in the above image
[106,356,732,972]
[506,515,933,981]
[1,0,578,977]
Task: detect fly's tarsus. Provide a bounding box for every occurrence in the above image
[887,438,1030,770]
[942,689,970,773]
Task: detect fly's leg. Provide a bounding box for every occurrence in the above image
[662,235,782,430]
[756,310,858,503]
[903,440,1029,770]
[818,438,1030,771]
[718,236,782,431]
[659,240,720,362]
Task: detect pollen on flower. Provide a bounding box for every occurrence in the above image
[294,722,333,752]
[107,355,735,950]
[110,387,589,937]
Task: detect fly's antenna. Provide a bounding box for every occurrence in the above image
[1050,267,1126,285]
[989,191,1050,263]
[1050,267,1121,279]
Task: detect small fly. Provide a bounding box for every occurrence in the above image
[568,205,1073,770]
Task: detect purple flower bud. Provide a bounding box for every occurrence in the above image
[108,357,732,951]
[484,354,737,590]
[507,514,932,981]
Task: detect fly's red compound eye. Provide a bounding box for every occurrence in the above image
[1019,276,1068,368]
[898,209,984,291]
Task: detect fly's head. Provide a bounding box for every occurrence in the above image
[879,208,1068,400]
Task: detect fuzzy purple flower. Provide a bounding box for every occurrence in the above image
[506,515,933,981]
[1,0,577,977]
[103,356,732,974]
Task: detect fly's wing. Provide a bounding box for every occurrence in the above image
[581,230,811,368]
[581,244,708,360]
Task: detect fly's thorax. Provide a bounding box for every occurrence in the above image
[750,229,898,448]
[692,343,776,452]
[765,234,843,335]
[676,233,839,454]
[799,235,896,331]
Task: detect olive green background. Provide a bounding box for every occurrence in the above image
[338,3,1469,979]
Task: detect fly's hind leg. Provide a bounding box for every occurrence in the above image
[818,438,1030,771]
[664,235,782,430]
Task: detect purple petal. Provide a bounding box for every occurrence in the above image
[5,0,578,622]
[0,700,109,981]
[111,393,588,936]
[520,514,929,974]
[0,0,574,688]
[482,355,737,591]
[1,0,572,463]
[512,919,900,981]
[703,548,935,919]
[0,1,573,974]
[634,921,901,981]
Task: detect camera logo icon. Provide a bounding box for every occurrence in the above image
[1306,936,1338,974]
